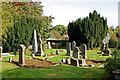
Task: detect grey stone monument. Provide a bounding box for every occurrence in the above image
[72,41,76,51]
[79,59,87,67]
[73,47,79,59]
[56,50,59,55]
[0,46,2,59]
[48,41,52,49]
[19,44,26,66]
[102,33,110,55]
[70,57,79,67]
[80,44,87,59]
[66,42,72,56]
[37,35,44,56]
[32,30,38,55]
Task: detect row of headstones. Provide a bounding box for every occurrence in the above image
[66,41,87,59]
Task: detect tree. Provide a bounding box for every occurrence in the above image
[68,10,108,49]
[51,25,67,36]
[2,2,54,52]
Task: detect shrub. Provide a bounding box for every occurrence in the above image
[104,50,120,72]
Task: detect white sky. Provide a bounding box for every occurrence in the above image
[41,0,119,28]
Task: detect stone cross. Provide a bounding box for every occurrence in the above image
[38,35,44,56]
[0,46,2,59]
[32,30,38,54]
[72,41,76,51]
[73,47,79,59]
[19,44,26,66]
[80,44,87,59]
[48,41,52,49]
[66,42,72,56]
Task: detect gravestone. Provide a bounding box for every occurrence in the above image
[19,44,26,66]
[61,58,66,64]
[80,44,87,59]
[66,42,72,56]
[79,59,87,67]
[72,41,76,51]
[32,30,38,54]
[37,36,44,56]
[73,47,79,59]
[9,57,13,63]
[0,46,2,59]
[70,57,79,67]
[89,64,94,67]
[102,50,110,56]
[48,41,52,49]
[56,50,59,55]
[66,57,71,64]
[103,33,110,50]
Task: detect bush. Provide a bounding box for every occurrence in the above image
[109,37,117,48]
[105,50,120,72]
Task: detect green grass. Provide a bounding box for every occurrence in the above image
[2,49,113,78]
[2,57,110,78]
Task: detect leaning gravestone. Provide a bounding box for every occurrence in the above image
[70,57,79,67]
[73,47,79,59]
[80,44,87,59]
[32,30,38,55]
[66,42,72,56]
[48,41,52,49]
[37,36,44,56]
[19,44,26,66]
[0,46,2,59]
[72,41,76,51]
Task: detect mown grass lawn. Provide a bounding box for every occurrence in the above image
[2,49,113,78]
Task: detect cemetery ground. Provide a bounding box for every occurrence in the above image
[2,48,115,78]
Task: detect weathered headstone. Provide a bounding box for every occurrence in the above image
[66,57,71,64]
[48,41,52,49]
[102,50,110,56]
[37,36,44,56]
[9,57,13,63]
[56,50,59,55]
[79,59,87,67]
[32,30,38,54]
[0,46,2,59]
[61,58,66,64]
[103,33,110,50]
[72,41,76,51]
[80,44,87,59]
[70,57,79,67]
[89,64,94,67]
[73,47,79,59]
[19,44,26,66]
[66,42,72,56]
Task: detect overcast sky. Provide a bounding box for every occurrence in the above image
[41,0,119,28]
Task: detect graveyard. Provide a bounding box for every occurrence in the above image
[1,27,120,79]
[1,1,120,80]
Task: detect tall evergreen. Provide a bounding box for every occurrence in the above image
[68,10,108,49]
